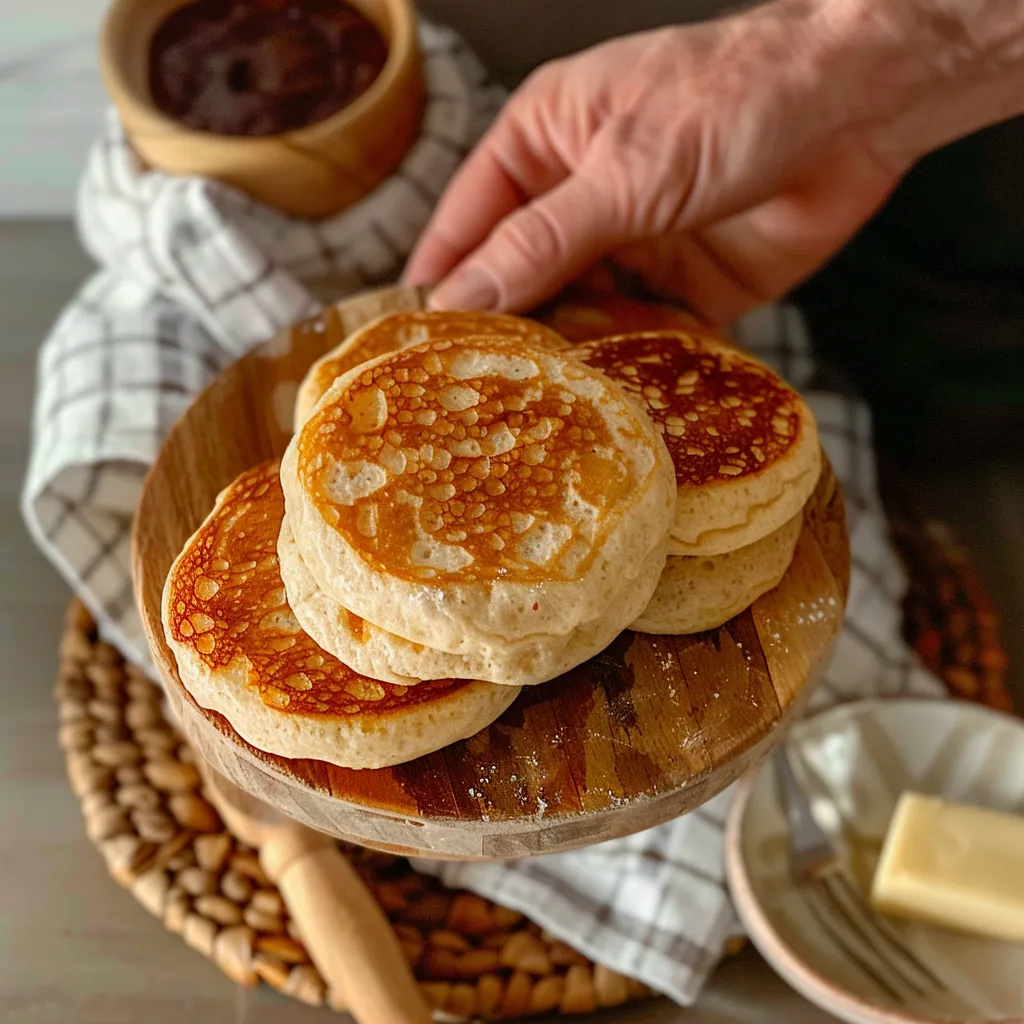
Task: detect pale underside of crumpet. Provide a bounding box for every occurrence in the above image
[161,461,519,769]
[280,336,675,653]
[632,512,803,635]
[573,331,821,555]
[278,513,666,686]
[294,310,569,430]
[665,456,819,555]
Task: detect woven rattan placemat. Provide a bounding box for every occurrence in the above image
[55,514,1013,1019]
[57,599,657,1019]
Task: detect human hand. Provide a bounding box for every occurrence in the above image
[404,0,1024,325]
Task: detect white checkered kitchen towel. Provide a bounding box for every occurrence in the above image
[22,20,502,667]
[22,26,944,1005]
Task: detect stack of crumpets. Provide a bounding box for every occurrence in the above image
[278,317,676,687]
[572,330,820,634]
[162,460,519,768]
[162,306,820,770]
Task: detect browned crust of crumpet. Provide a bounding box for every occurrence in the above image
[162,460,518,769]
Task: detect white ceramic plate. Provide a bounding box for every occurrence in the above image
[725,697,1024,1024]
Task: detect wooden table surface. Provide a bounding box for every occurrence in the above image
[2,221,1021,1024]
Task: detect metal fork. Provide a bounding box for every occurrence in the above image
[774,744,947,1006]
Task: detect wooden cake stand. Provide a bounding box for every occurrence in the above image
[132,285,850,860]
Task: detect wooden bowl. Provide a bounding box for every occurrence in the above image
[100,0,423,218]
[132,285,850,859]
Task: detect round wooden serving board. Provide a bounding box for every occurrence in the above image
[133,285,850,859]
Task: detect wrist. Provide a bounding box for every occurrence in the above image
[816,0,1024,162]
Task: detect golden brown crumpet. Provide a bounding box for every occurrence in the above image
[278,510,665,686]
[631,512,803,635]
[573,331,820,556]
[294,309,568,429]
[281,336,675,652]
[162,461,519,769]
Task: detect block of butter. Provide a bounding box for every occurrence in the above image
[870,791,1024,942]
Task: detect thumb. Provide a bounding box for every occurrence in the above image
[429,172,626,313]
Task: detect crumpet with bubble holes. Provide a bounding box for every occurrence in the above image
[293,309,568,430]
[162,460,519,769]
[279,335,675,656]
[573,331,820,556]
[277,510,665,685]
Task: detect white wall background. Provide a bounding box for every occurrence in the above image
[0,6,108,217]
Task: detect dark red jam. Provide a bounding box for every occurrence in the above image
[149,0,388,136]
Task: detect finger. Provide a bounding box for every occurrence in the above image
[402,145,526,286]
[403,84,572,286]
[689,141,900,318]
[609,233,765,327]
[429,171,627,312]
[609,137,902,326]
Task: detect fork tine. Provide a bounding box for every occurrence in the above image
[800,885,910,1003]
[774,747,946,1007]
[825,870,945,990]
[816,871,932,996]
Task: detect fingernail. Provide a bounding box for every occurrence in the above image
[429,266,499,311]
